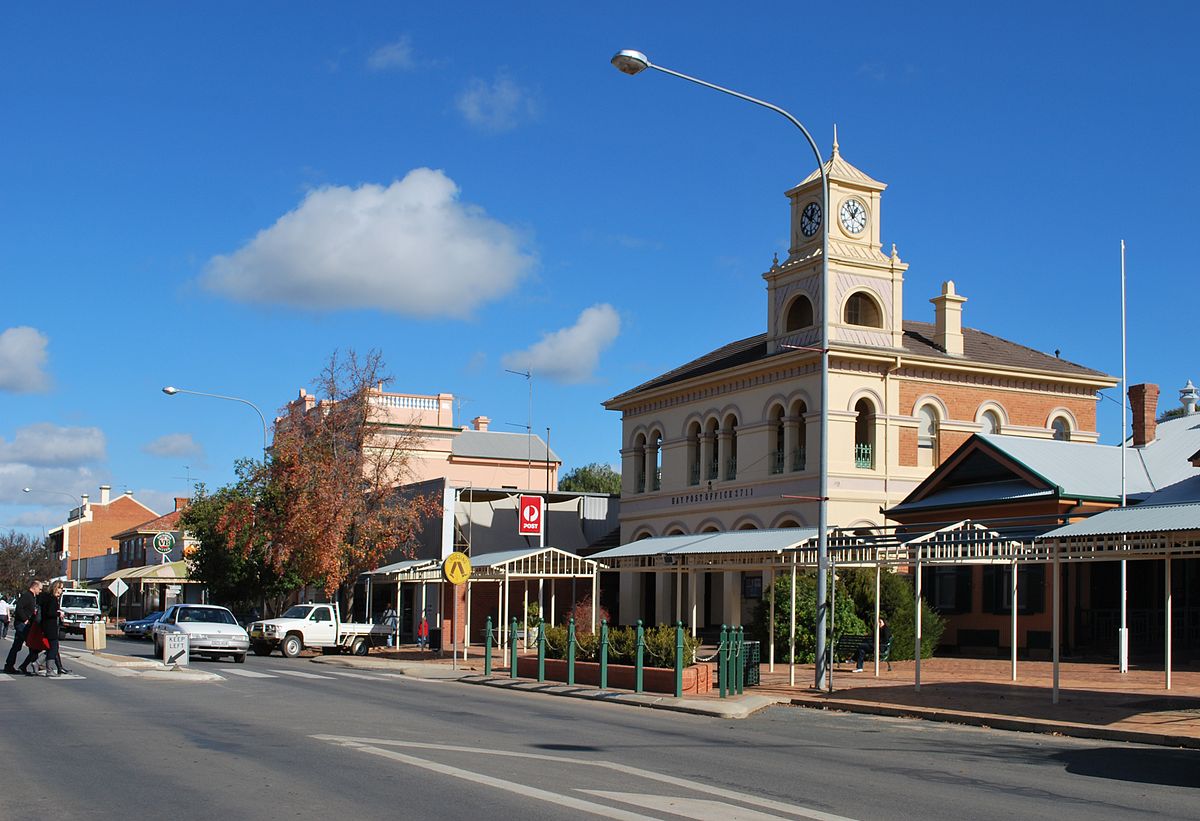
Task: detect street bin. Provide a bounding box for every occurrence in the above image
[84,621,107,652]
[743,640,760,687]
[428,627,442,653]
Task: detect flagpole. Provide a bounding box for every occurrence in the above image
[1119,239,1129,674]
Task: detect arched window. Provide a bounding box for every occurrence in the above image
[633,433,647,493]
[980,409,1001,436]
[1051,417,1071,441]
[917,405,939,467]
[705,418,720,481]
[723,414,739,480]
[649,430,663,491]
[791,400,808,470]
[844,292,883,328]
[784,294,814,332]
[686,421,702,486]
[770,406,785,474]
[854,398,876,469]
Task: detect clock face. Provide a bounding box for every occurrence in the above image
[839,198,868,234]
[800,201,822,237]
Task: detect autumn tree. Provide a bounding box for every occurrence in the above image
[0,530,60,595]
[220,350,439,601]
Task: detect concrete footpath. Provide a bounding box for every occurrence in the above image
[320,648,1200,746]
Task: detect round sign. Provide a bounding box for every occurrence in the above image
[442,552,471,585]
[153,532,176,555]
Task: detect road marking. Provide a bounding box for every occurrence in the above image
[324,670,379,680]
[581,791,786,820]
[318,738,655,820]
[218,668,277,678]
[313,735,856,821]
[274,669,335,680]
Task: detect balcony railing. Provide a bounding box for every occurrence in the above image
[771,450,784,474]
[725,457,737,481]
[651,469,661,491]
[707,460,719,481]
[689,463,700,485]
[635,471,646,493]
[792,446,807,471]
[854,443,874,469]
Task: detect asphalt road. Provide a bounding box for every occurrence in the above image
[1,634,1196,821]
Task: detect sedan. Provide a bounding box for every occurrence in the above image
[152,604,250,663]
[121,611,164,639]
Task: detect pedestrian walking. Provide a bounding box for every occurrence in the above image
[417,614,429,651]
[24,581,70,677]
[4,580,41,674]
[0,595,11,640]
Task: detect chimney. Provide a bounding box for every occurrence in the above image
[471,415,490,432]
[124,489,133,497]
[1129,383,1159,447]
[99,485,110,505]
[1181,379,1199,416]
[174,497,190,511]
[930,280,967,356]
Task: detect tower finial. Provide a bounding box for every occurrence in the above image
[832,123,839,156]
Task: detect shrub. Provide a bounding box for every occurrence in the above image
[565,596,609,634]
[750,571,867,663]
[840,568,944,660]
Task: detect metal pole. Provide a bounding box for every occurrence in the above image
[789,552,797,687]
[523,581,529,651]
[1052,547,1061,704]
[1119,239,1129,674]
[162,387,269,454]
[768,569,776,672]
[1011,559,1018,681]
[914,550,922,692]
[1165,552,1172,690]
[675,564,682,624]
[465,580,472,659]
[874,562,881,677]
[689,569,698,638]
[590,566,598,633]
[613,52,830,689]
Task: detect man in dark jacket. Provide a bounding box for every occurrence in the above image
[4,579,42,673]
[854,616,892,673]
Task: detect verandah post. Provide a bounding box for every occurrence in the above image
[510,616,519,679]
[719,624,728,699]
[674,620,684,698]
[635,619,645,694]
[567,617,577,686]
[599,619,609,689]
[484,615,493,677]
[537,616,546,682]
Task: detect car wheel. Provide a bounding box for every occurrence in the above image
[352,638,369,656]
[154,637,162,658]
[281,635,303,658]
[251,642,272,656]
[233,654,246,664]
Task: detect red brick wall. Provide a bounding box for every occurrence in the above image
[899,427,918,467]
[73,496,160,560]
[900,379,1097,435]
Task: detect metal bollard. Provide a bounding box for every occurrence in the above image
[537,617,546,682]
[635,619,645,693]
[736,626,745,695]
[599,619,609,690]
[718,624,729,699]
[674,620,684,699]
[510,616,519,679]
[484,616,493,676]
[567,617,577,686]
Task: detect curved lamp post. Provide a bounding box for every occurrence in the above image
[162,386,269,454]
[23,487,85,579]
[611,49,832,690]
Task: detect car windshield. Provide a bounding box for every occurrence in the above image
[176,608,237,625]
[143,612,164,622]
[281,606,313,619]
[61,594,97,609]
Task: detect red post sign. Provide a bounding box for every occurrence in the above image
[518,495,543,536]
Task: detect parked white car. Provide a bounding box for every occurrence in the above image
[153,604,250,663]
[249,602,392,658]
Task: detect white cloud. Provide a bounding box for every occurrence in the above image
[0,326,51,393]
[456,72,538,132]
[502,304,621,384]
[142,433,204,459]
[367,36,415,71]
[0,423,106,467]
[202,168,535,318]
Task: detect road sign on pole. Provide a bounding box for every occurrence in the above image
[518,495,543,536]
[109,578,129,597]
[442,552,472,586]
[163,633,188,667]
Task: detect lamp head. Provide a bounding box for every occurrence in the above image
[162,386,178,396]
[22,487,31,493]
[611,50,650,76]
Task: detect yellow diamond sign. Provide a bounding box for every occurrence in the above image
[442,552,471,585]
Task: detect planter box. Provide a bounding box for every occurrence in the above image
[516,656,712,695]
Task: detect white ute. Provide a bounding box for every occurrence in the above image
[247,602,393,658]
[59,588,103,637]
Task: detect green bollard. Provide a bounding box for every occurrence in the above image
[718,625,728,699]
[510,616,519,679]
[537,617,546,682]
[674,620,684,699]
[567,617,577,685]
[736,626,745,695]
[635,619,645,693]
[599,619,609,690]
[484,616,493,677]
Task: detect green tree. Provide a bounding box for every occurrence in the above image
[559,462,621,494]
[750,571,867,664]
[841,568,945,660]
[0,530,60,595]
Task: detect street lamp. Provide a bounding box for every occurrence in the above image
[611,49,833,690]
[23,487,86,579]
[161,386,269,454]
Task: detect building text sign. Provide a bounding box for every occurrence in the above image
[518,495,543,536]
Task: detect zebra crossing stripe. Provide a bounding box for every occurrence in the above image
[324,670,379,680]
[274,669,335,680]
[218,668,277,678]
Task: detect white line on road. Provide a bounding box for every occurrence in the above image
[218,668,277,678]
[273,669,335,680]
[312,735,857,821]
[581,790,786,821]
[323,670,380,680]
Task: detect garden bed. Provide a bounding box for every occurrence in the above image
[515,656,713,695]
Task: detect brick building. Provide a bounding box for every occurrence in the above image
[47,486,159,582]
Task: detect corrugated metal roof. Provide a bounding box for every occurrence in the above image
[451,430,559,463]
[888,480,1054,513]
[591,528,818,560]
[1123,413,1200,491]
[370,558,440,575]
[976,434,1156,499]
[1041,502,1200,538]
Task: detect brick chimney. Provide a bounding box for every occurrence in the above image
[99,485,111,505]
[930,280,967,356]
[471,415,490,432]
[1129,383,1159,447]
[174,497,190,511]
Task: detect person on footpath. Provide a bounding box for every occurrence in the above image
[39,581,70,676]
[4,580,41,674]
[853,615,891,673]
[417,614,430,651]
[0,594,11,640]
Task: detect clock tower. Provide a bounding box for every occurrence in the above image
[765,133,908,352]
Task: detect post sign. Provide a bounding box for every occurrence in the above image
[153,532,176,556]
[108,578,129,597]
[442,552,472,585]
[163,632,188,666]
[518,495,544,536]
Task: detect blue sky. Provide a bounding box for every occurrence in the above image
[3,2,1197,531]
